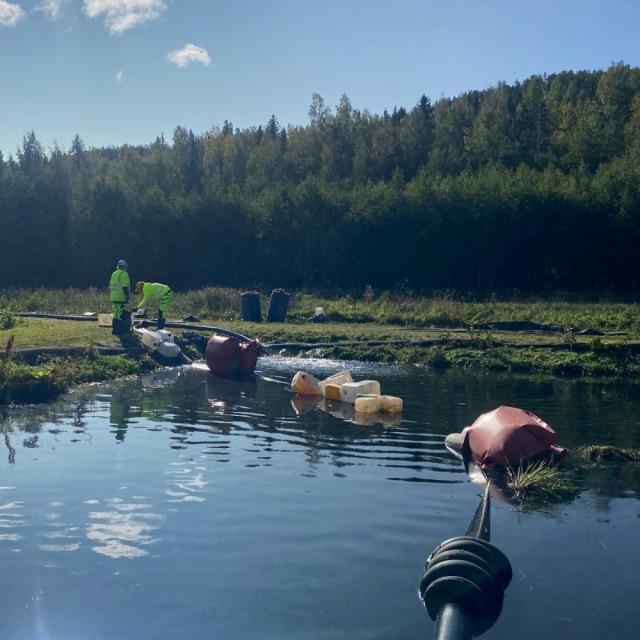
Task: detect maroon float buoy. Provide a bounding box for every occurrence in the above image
[460,405,566,470]
[205,334,258,376]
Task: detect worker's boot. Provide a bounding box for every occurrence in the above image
[157,311,165,330]
[112,317,123,335]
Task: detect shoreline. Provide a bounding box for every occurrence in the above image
[3,317,640,406]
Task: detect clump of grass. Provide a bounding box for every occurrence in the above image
[506,461,579,505]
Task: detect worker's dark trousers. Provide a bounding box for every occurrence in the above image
[112,308,131,335]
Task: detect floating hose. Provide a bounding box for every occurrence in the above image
[419,535,512,636]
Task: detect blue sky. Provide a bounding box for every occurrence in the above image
[1,0,639,156]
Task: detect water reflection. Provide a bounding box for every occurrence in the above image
[291,394,404,427]
[85,497,162,559]
[3,363,640,505]
[2,430,16,463]
[164,460,208,503]
[141,368,181,390]
[0,496,23,543]
[205,372,257,413]
[109,385,136,442]
[2,363,640,640]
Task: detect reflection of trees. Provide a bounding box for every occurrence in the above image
[4,364,640,508]
[2,408,46,463]
[1,390,97,462]
[2,429,15,464]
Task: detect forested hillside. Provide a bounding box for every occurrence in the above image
[2,62,639,295]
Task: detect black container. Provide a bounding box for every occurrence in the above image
[267,289,290,323]
[241,292,262,322]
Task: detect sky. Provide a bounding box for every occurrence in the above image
[1,0,639,156]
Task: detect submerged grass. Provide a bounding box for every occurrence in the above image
[574,445,640,463]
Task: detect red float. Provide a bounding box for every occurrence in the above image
[458,405,566,470]
[205,334,259,376]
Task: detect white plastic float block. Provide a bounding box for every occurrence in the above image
[379,395,403,412]
[340,380,381,404]
[318,370,353,395]
[354,394,383,413]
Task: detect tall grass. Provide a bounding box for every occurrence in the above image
[2,287,640,335]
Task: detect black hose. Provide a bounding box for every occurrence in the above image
[17,312,98,321]
[148,321,257,345]
[13,346,130,364]
[419,485,512,639]
[419,535,512,638]
[17,313,257,345]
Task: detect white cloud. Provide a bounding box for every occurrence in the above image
[115,70,123,83]
[166,43,211,69]
[35,0,63,20]
[0,0,26,27]
[83,0,166,35]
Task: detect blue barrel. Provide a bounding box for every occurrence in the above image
[267,289,290,323]
[241,292,262,322]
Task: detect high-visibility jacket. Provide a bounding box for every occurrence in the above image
[109,268,130,303]
[139,282,172,310]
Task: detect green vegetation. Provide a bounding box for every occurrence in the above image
[2,287,640,405]
[1,333,147,405]
[1,64,640,296]
[8,286,640,333]
[504,462,580,510]
[3,65,640,401]
[574,445,640,463]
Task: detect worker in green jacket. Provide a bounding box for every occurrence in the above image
[109,259,131,335]
[134,281,173,329]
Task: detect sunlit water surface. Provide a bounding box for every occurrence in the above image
[2,357,640,640]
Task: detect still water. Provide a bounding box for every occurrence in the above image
[2,357,639,640]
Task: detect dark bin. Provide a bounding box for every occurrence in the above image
[241,292,262,322]
[267,289,290,323]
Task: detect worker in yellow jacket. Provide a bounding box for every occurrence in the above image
[109,259,131,335]
[134,282,173,329]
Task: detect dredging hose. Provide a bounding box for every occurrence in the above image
[419,485,512,640]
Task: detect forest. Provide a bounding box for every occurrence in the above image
[1,62,639,296]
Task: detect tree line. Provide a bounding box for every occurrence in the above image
[1,62,640,296]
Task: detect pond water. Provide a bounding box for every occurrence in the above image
[2,356,640,640]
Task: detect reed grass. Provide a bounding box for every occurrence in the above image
[506,461,579,504]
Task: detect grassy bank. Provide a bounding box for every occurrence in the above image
[2,287,640,405]
[3,286,640,332]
